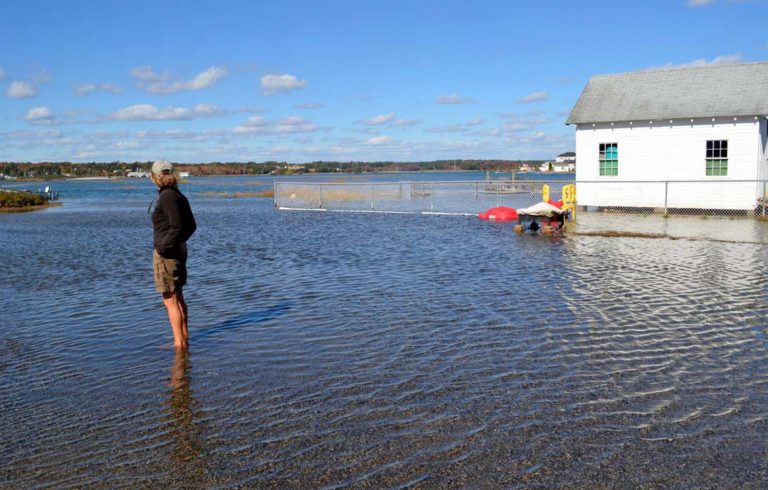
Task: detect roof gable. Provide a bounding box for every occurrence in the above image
[566,62,768,125]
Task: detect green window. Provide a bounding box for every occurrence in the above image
[599,143,618,176]
[705,140,728,176]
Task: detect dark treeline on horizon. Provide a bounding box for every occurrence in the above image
[0,159,547,179]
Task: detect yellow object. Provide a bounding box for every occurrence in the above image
[561,184,577,221]
[542,184,550,203]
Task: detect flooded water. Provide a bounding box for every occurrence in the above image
[2,175,768,488]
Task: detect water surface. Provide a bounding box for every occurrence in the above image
[1,175,767,488]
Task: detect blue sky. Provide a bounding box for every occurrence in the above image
[0,0,766,163]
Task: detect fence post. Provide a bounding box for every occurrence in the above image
[763,181,766,219]
[664,181,668,216]
[430,182,434,210]
[318,184,323,209]
[495,182,499,207]
[371,183,374,210]
[273,179,278,208]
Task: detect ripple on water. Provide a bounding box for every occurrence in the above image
[2,188,768,488]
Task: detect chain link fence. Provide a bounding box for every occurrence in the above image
[274,179,768,219]
[274,179,571,216]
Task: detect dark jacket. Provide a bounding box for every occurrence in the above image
[152,186,196,258]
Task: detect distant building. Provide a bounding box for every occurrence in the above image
[539,153,576,173]
[126,171,151,178]
[555,152,576,164]
[567,62,768,210]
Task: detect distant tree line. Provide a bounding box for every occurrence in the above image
[0,159,546,180]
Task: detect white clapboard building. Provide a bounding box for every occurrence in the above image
[566,62,768,211]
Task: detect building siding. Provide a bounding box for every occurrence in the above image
[575,119,764,210]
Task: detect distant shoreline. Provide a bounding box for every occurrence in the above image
[5,168,575,183]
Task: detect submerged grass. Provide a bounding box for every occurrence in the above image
[573,230,668,239]
[280,187,399,203]
[199,190,274,198]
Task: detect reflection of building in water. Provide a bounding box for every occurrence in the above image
[167,350,206,479]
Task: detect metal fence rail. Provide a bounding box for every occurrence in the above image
[274,179,768,219]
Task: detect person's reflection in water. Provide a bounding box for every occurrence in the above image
[167,350,206,483]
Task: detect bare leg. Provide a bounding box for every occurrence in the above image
[163,291,187,349]
[178,288,189,347]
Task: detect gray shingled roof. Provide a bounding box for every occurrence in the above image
[566,62,768,125]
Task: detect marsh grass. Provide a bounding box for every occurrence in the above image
[573,230,668,239]
[0,190,47,208]
[199,190,273,198]
[280,187,400,203]
[0,202,62,213]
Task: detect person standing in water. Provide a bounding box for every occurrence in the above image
[151,160,196,349]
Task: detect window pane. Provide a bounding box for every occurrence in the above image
[707,141,713,149]
[705,158,727,176]
[721,140,727,149]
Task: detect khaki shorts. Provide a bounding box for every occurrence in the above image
[153,247,187,294]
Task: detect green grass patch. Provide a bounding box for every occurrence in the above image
[0,190,47,208]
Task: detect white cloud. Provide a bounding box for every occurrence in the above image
[6,81,37,98]
[435,94,474,104]
[260,73,307,96]
[24,106,56,124]
[392,118,423,127]
[517,91,549,103]
[114,141,141,149]
[136,129,221,142]
[424,117,484,134]
[109,103,225,121]
[687,1,750,8]
[130,65,169,82]
[241,115,267,126]
[360,112,396,126]
[650,54,743,70]
[366,136,392,145]
[0,68,5,80]
[75,83,123,96]
[493,113,550,133]
[296,102,325,109]
[424,124,468,134]
[239,106,266,113]
[523,131,546,141]
[134,66,228,94]
[31,65,51,84]
[233,115,319,135]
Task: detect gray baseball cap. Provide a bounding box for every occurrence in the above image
[151,159,173,174]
